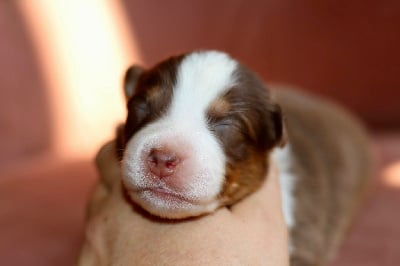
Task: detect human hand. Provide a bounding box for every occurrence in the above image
[78,141,289,266]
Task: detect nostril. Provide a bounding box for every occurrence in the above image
[148,149,179,166]
[147,148,180,178]
[165,160,177,169]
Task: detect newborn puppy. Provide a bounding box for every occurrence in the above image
[119,51,285,219]
[114,51,372,265]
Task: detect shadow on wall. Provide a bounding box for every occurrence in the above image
[0,2,52,168]
[121,0,400,129]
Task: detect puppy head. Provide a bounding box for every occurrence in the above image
[120,51,285,219]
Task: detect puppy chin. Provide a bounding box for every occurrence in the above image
[127,189,220,219]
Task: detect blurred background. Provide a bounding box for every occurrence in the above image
[0,0,399,265]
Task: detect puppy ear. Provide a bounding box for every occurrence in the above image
[270,104,287,148]
[124,65,144,100]
[261,103,287,150]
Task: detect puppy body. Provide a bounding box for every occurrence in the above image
[272,88,372,265]
[80,51,372,265]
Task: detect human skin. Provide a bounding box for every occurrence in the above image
[78,141,289,266]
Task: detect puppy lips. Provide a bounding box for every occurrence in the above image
[128,188,220,219]
[122,165,215,204]
[122,158,222,218]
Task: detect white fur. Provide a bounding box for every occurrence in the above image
[272,145,296,253]
[271,145,296,229]
[169,51,238,120]
[122,51,238,218]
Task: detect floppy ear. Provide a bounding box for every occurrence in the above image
[258,102,287,150]
[270,104,287,148]
[124,65,144,100]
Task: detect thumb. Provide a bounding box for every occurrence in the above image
[95,140,121,187]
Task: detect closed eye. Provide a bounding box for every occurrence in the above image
[210,117,242,136]
[213,122,231,134]
[134,101,149,120]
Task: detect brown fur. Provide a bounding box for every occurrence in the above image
[207,97,231,119]
[204,66,285,206]
[123,55,184,146]
[220,150,268,206]
[273,87,373,265]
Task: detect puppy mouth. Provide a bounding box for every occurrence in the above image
[132,186,197,204]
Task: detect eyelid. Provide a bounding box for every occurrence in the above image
[216,121,233,129]
[212,117,239,132]
[208,115,229,126]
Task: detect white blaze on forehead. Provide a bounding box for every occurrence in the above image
[169,51,238,120]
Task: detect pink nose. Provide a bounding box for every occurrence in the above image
[147,148,180,178]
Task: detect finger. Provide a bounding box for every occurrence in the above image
[95,140,121,186]
[95,140,118,167]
